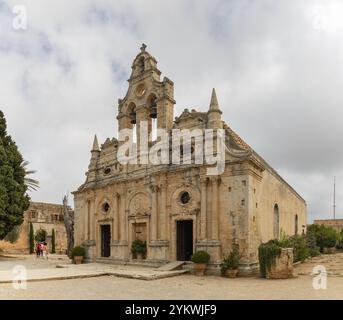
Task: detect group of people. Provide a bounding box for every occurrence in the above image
[35,242,49,259]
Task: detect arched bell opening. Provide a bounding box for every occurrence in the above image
[147,93,158,141]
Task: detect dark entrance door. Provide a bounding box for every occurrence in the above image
[101,225,111,257]
[177,220,193,261]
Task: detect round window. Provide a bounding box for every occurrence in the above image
[104,167,111,175]
[102,202,110,213]
[180,191,190,205]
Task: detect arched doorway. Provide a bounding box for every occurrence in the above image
[176,220,193,261]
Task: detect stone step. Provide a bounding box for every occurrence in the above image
[157,261,185,271]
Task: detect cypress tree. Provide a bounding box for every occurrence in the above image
[51,228,56,254]
[29,222,34,254]
[0,110,30,239]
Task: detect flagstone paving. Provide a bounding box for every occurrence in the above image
[0,255,188,283]
[1,253,343,299]
[294,252,343,276]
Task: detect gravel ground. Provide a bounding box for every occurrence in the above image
[1,274,342,300]
[1,253,343,300]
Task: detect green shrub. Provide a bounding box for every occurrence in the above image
[335,229,343,249]
[191,251,210,264]
[277,233,310,262]
[258,240,282,278]
[71,246,86,258]
[308,247,321,257]
[307,224,339,252]
[291,235,310,262]
[278,230,293,248]
[35,228,46,242]
[131,240,147,254]
[221,245,240,271]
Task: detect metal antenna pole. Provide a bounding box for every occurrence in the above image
[334,176,336,220]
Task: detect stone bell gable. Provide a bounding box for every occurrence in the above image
[73,44,307,275]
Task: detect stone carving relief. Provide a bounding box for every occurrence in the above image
[129,192,150,218]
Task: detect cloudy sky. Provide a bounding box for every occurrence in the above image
[1,0,343,222]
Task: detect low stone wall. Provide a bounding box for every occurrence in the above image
[266,248,294,279]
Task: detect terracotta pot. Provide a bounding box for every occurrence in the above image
[193,263,207,276]
[136,252,143,260]
[225,269,238,278]
[74,256,83,265]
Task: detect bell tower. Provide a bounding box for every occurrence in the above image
[117,44,176,151]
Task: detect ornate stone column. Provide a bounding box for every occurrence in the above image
[150,184,158,241]
[200,177,208,240]
[82,194,96,262]
[84,200,89,241]
[111,190,128,261]
[159,177,167,240]
[148,182,169,262]
[119,194,127,242]
[112,193,119,242]
[90,197,96,241]
[211,177,219,240]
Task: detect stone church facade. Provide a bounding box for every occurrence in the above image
[73,45,306,274]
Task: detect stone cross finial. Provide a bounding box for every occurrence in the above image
[140,43,147,52]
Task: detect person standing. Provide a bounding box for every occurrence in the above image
[42,242,48,259]
[35,242,40,258]
[40,242,43,258]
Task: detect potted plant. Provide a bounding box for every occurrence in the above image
[131,240,147,260]
[71,246,86,264]
[191,251,210,276]
[221,245,240,278]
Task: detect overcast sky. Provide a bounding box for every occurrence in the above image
[1,0,343,222]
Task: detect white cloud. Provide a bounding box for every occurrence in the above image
[0,0,342,221]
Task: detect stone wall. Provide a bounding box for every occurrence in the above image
[314,219,343,232]
[266,248,294,279]
[0,202,70,254]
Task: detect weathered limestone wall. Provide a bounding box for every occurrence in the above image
[0,202,69,254]
[314,219,343,232]
[254,169,306,241]
[74,160,306,275]
[247,168,307,267]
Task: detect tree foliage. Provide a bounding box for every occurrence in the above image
[4,225,20,243]
[35,228,46,242]
[0,110,30,239]
[307,224,339,251]
[29,222,34,254]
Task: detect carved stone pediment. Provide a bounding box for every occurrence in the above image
[171,208,199,217]
[129,192,151,217]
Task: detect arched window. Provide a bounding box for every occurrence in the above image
[148,94,157,141]
[295,214,298,235]
[273,204,279,239]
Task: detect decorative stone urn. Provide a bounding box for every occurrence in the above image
[74,256,83,265]
[266,248,294,279]
[224,269,238,278]
[193,263,207,276]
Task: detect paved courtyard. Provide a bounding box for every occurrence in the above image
[0,253,342,299]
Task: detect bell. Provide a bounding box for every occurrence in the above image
[150,108,157,119]
[130,111,136,124]
[150,99,157,118]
